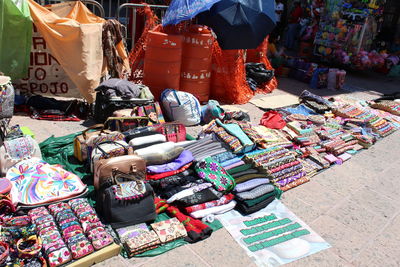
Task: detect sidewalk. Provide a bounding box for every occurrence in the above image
[10,72,400,266]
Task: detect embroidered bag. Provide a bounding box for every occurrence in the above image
[0,136,42,176]
[194,157,236,192]
[6,158,87,206]
[0,76,14,119]
[98,171,156,228]
[150,217,187,243]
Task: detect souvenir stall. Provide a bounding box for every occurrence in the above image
[313,0,388,70]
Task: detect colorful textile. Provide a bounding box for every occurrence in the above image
[146,163,192,180]
[223,161,245,171]
[166,183,212,203]
[234,174,270,184]
[211,151,236,163]
[173,188,224,207]
[220,157,242,168]
[275,172,306,187]
[241,188,282,207]
[280,176,310,191]
[226,120,264,144]
[226,164,252,174]
[216,119,255,152]
[195,157,236,192]
[235,184,275,201]
[154,197,213,243]
[190,200,237,219]
[203,120,243,153]
[151,218,187,243]
[232,169,259,178]
[146,150,194,174]
[235,195,275,215]
[184,194,235,213]
[6,158,87,206]
[234,178,270,193]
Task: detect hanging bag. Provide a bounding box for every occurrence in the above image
[0,76,15,119]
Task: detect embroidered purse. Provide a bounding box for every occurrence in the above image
[150,217,187,243]
[124,230,161,257]
[0,136,42,176]
[97,172,156,228]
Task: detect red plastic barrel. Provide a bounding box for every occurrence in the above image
[180,25,213,103]
[143,30,183,100]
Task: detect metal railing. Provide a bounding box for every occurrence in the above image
[116,3,168,50]
[36,0,105,18]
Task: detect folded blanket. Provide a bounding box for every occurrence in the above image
[173,188,224,207]
[220,157,242,168]
[234,178,270,193]
[147,150,194,174]
[280,176,310,191]
[235,195,275,215]
[239,188,282,207]
[190,200,237,218]
[146,163,192,180]
[235,184,275,201]
[275,172,306,187]
[167,183,213,203]
[183,194,235,213]
[148,170,195,191]
[212,151,237,163]
[129,134,167,149]
[232,169,259,178]
[226,163,252,174]
[161,179,205,199]
[235,174,270,184]
[135,142,183,165]
[223,161,245,171]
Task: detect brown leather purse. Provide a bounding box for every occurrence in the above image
[93,155,146,190]
[73,124,112,162]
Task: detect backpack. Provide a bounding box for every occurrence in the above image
[161,89,201,126]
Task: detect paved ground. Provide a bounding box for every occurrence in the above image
[10,71,400,266]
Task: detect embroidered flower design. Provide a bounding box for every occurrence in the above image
[208,174,217,180]
[220,177,228,185]
[198,172,206,179]
[220,168,227,175]
[199,161,207,169]
[209,162,219,172]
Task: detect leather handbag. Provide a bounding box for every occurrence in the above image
[93,155,146,190]
[73,124,112,162]
[112,101,165,125]
[0,136,42,176]
[105,116,150,132]
[153,123,186,143]
[97,171,156,228]
[90,140,131,172]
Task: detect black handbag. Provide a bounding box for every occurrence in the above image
[97,171,156,229]
[94,90,154,123]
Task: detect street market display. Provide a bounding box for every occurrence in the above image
[1,72,399,266]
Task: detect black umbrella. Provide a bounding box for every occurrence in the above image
[198,0,277,50]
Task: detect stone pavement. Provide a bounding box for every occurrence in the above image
[10,72,400,266]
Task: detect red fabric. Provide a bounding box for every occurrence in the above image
[154,197,213,243]
[146,163,192,180]
[183,194,235,214]
[260,111,286,129]
[289,6,303,23]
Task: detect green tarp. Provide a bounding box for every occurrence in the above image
[0,0,32,79]
[39,133,222,258]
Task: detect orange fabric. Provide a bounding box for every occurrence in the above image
[28,0,105,103]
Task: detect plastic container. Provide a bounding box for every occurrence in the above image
[143,30,184,100]
[180,26,213,103]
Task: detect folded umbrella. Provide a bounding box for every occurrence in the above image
[198,0,276,50]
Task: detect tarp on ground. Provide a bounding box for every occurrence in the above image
[27,0,105,103]
[39,132,223,257]
[0,0,32,79]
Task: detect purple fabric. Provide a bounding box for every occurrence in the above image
[224,161,245,170]
[234,178,270,193]
[221,157,242,167]
[147,150,194,174]
[276,172,306,187]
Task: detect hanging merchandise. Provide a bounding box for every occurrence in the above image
[0,76,15,119]
[0,0,32,80]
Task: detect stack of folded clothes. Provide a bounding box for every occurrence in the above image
[156,157,238,219]
[178,135,229,162]
[243,146,306,190]
[233,180,282,215]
